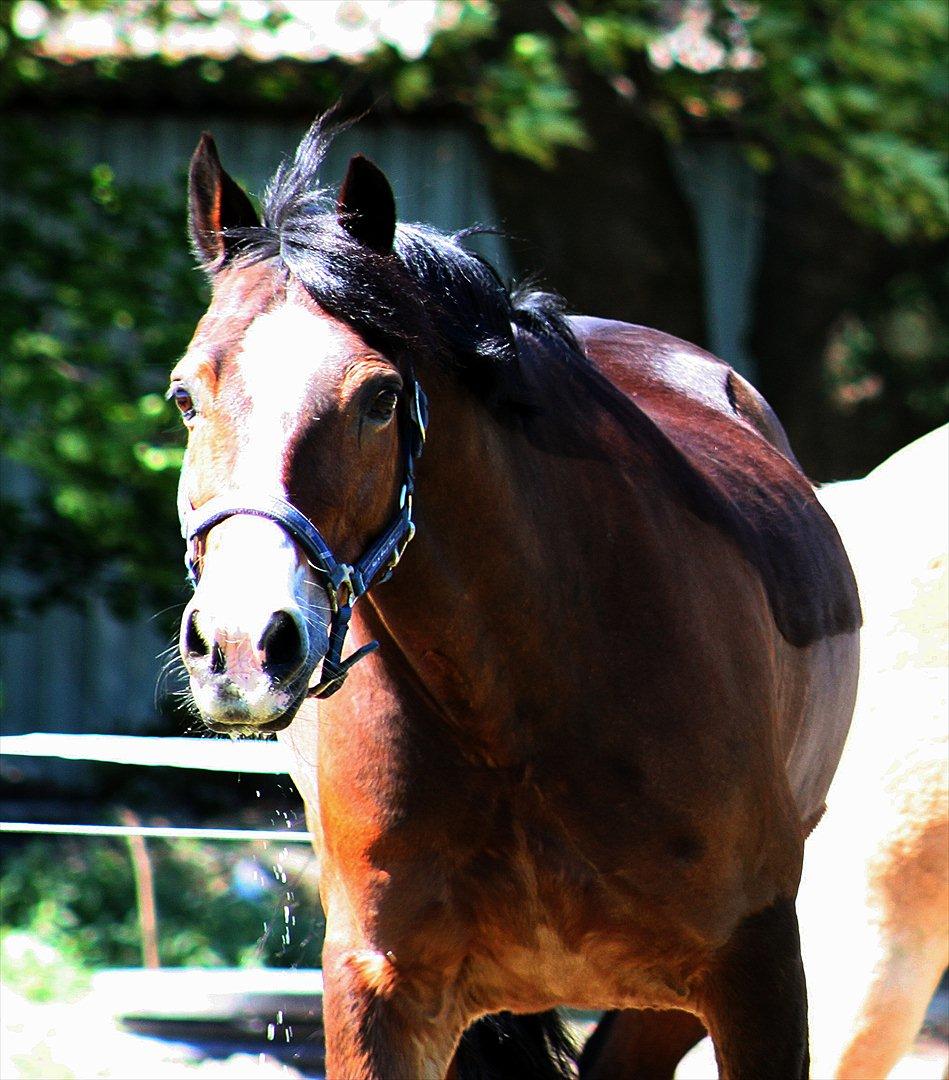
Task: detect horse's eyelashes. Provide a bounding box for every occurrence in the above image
[365,387,398,423]
[168,384,197,422]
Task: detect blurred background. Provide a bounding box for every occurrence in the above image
[0,0,946,1073]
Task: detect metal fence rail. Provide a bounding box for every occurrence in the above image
[0,732,294,773]
[0,732,312,843]
[0,822,314,842]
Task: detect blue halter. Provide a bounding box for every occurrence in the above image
[179,379,428,699]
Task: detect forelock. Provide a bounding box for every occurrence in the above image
[220,113,582,410]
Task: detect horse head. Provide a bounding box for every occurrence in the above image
[173,128,413,733]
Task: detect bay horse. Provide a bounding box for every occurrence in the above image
[172,117,860,1079]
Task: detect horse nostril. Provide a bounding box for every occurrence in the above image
[259,610,306,683]
[184,609,210,660]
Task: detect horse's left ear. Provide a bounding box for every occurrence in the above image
[188,132,259,269]
[337,155,396,254]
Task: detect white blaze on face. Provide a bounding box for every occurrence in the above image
[186,514,330,721]
[183,299,355,716]
[221,298,354,657]
[196,513,328,662]
[228,298,353,493]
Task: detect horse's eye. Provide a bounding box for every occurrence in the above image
[169,385,196,422]
[366,387,398,423]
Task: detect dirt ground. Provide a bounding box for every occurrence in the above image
[2,983,946,1080]
[0,986,312,1080]
[673,1030,948,1079]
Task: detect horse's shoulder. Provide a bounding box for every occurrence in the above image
[567,316,860,646]
[570,316,796,461]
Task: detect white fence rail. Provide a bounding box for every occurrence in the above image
[1,732,293,774]
[0,732,312,843]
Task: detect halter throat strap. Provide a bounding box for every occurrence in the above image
[179,379,428,699]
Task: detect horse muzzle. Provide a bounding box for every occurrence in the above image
[180,605,312,731]
[177,516,329,731]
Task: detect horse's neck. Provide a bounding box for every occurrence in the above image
[355,371,659,735]
[357,372,550,740]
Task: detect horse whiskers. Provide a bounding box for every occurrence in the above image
[299,604,331,626]
[155,649,190,711]
[156,654,187,678]
[149,603,187,623]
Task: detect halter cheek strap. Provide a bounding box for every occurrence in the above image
[178,379,428,699]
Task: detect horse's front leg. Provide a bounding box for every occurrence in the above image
[698,895,809,1080]
[321,935,464,1080]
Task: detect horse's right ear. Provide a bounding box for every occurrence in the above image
[188,133,259,269]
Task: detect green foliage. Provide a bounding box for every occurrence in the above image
[0,124,203,622]
[741,0,949,241]
[823,263,949,438]
[40,3,949,237]
[560,0,949,242]
[408,0,948,241]
[0,930,90,1003]
[0,837,324,978]
[475,33,588,166]
[3,0,946,241]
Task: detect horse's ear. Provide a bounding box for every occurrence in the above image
[188,132,259,268]
[337,155,396,254]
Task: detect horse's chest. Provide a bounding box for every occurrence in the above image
[462,873,706,1013]
[431,836,712,1013]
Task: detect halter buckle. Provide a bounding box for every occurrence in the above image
[328,562,361,611]
[383,520,416,578]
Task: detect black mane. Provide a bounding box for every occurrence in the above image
[228,116,581,410]
[217,119,860,649]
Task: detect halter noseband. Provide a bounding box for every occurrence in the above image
[178,378,428,699]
